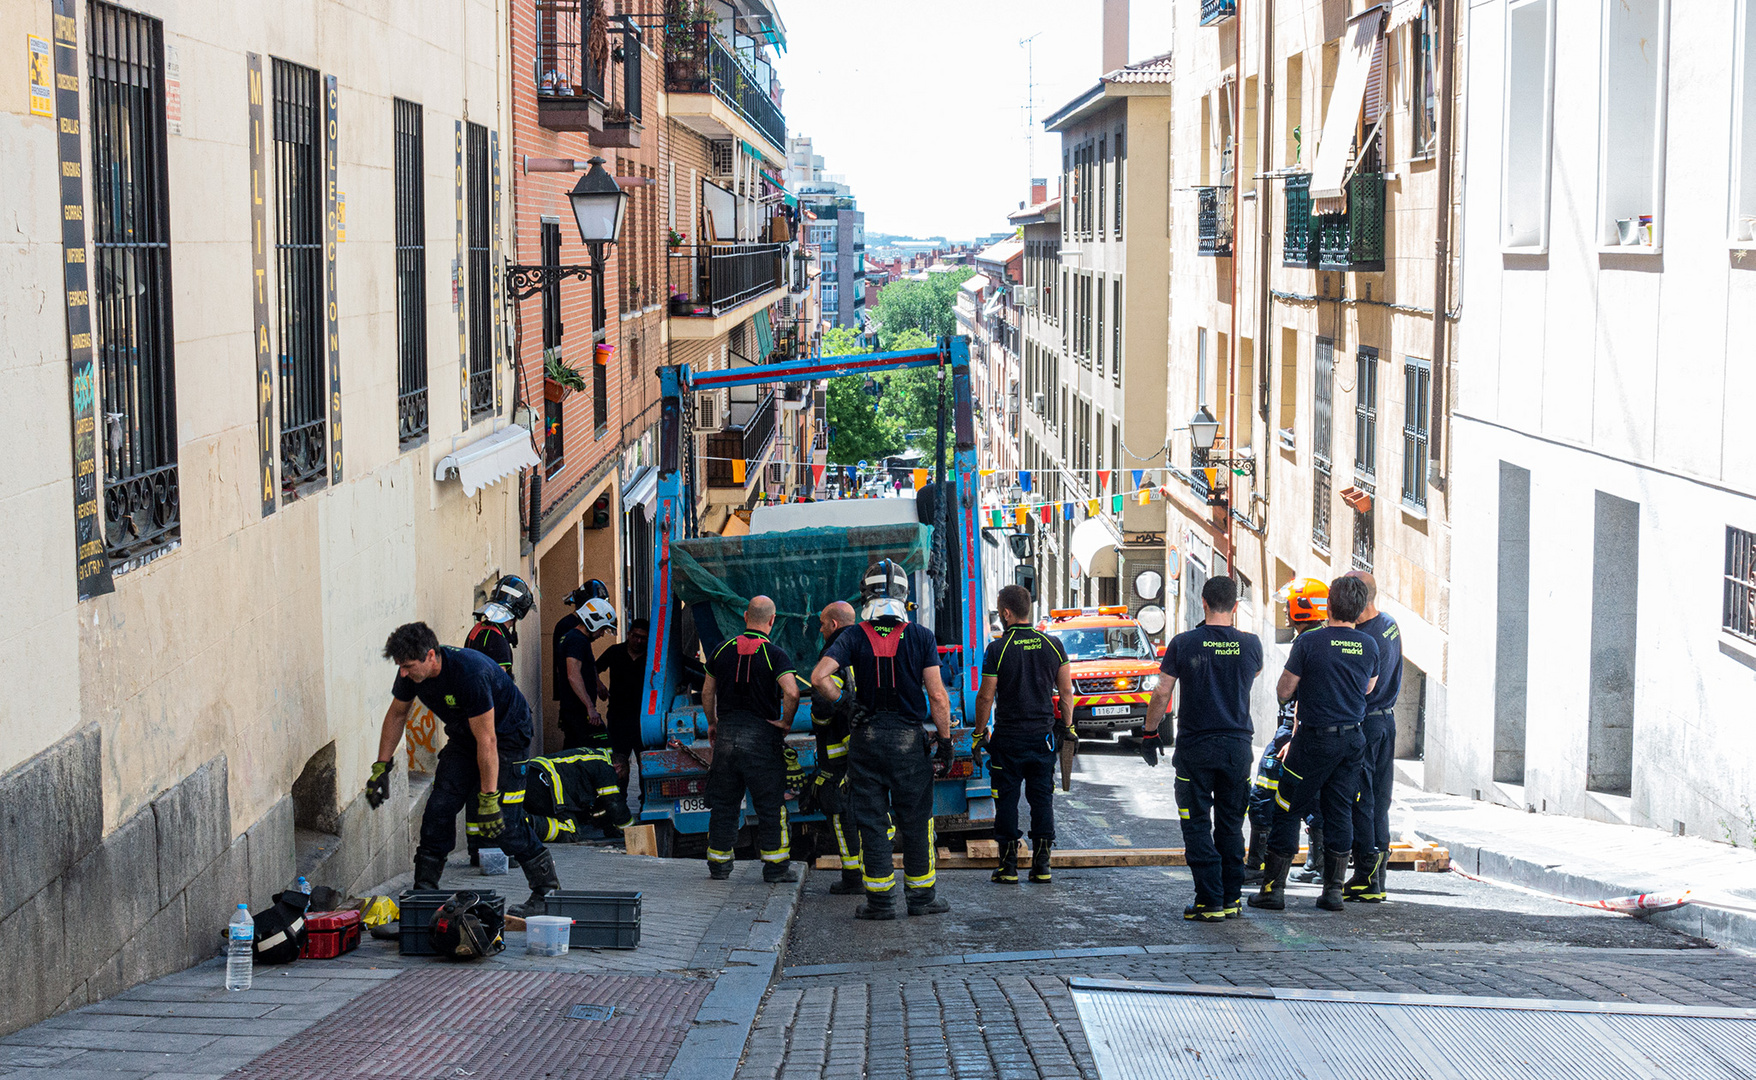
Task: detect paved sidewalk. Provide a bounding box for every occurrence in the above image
[0,844,800,1080]
[1398,784,1756,952]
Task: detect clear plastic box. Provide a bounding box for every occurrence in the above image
[523,915,572,956]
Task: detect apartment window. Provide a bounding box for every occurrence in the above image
[1095,408,1105,479]
[465,122,493,418]
[1111,424,1120,493]
[1351,508,1375,571]
[272,58,326,494]
[1278,328,1298,442]
[1112,279,1122,386]
[1735,0,1756,240]
[593,330,609,436]
[1726,526,1756,644]
[1411,3,1438,157]
[393,99,427,445]
[1197,329,1211,412]
[1313,470,1332,551]
[540,222,564,477]
[1097,136,1107,241]
[1284,53,1304,168]
[1115,128,1125,234]
[1313,338,1334,549]
[1354,346,1378,479]
[1095,276,1105,378]
[1501,0,1556,249]
[1402,358,1432,510]
[90,2,178,561]
[1598,0,1671,250]
[1060,268,1068,327]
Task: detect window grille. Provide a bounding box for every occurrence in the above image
[1112,279,1122,386]
[540,222,564,476]
[1727,526,1756,644]
[1402,358,1431,510]
[593,336,609,435]
[1115,128,1125,234]
[1313,338,1334,469]
[1352,508,1375,571]
[466,121,493,420]
[1355,346,1378,479]
[90,1,179,562]
[393,98,427,444]
[1313,468,1332,550]
[272,57,326,493]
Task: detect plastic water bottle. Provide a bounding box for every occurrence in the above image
[225,904,253,991]
[295,876,311,895]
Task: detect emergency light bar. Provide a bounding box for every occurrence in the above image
[1047,606,1130,619]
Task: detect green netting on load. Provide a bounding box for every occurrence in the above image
[672,523,932,664]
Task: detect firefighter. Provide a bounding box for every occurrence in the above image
[973,583,1073,885]
[1244,578,1330,885]
[367,622,559,917]
[552,579,610,713]
[1250,576,1379,913]
[559,598,617,751]
[599,618,651,813]
[809,601,866,895]
[522,747,636,843]
[1140,574,1263,921]
[465,575,535,672]
[811,559,954,920]
[702,596,801,883]
[1344,570,1402,903]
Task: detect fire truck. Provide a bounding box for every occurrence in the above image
[1037,606,1164,739]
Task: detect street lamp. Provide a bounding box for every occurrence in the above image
[1188,405,1221,453]
[505,156,627,302]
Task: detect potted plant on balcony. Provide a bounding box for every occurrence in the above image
[544,348,587,402]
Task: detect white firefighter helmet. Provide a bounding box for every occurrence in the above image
[579,598,618,635]
[860,559,910,622]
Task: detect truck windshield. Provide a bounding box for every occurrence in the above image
[1046,625,1153,662]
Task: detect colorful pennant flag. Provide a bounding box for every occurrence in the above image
[1063,502,1074,521]
[1015,506,1028,530]
[990,508,1002,528]
[1097,469,1110,490]
[1088,498,1100,516]
[1137,487,1150,506]
[913,468,929,490]
[811,463,824,487]
[1132,469,1144,490]
[1040,503,1053,525]
[1019,471,1032,492]
[732,459,747,484]
[979,468,996,477]
[1111,494,1123,513]
[845,466,857,482]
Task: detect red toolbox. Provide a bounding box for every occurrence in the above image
[299,909,362,959]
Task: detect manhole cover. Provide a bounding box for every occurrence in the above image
[568,1004,615,1021]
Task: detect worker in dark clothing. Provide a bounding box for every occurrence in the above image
[559,598,617,750]
[600,618,650,813]
[1247,579,1330,886]
[973,584,1073,885]
[1141,575,1263,921]
[703,596,802,882]
[465,575,536,672]
[522,747,636,842]
[1344,570,1402,903]
[811,559,954,921]
[552,579,609,705]
[1251,576,1379,913]
[367,622,558,917]
[809,601,866,895]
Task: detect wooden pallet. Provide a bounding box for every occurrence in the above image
[813,841,1449,872]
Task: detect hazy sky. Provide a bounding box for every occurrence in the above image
[772,2,1172,240]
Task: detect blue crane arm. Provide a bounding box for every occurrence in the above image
[636,336,984,749]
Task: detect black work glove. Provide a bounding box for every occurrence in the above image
[1139,731,1161,768]
[474,791,505,840]
[933,734,955,777]
[364,760,393,809]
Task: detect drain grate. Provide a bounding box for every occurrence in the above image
[568,1004,615,1021]
[1068,979,1756,1080]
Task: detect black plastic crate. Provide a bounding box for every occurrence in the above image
[543,890,641,950]
[398,889,505,957]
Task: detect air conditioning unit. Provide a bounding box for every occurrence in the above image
[1016,286,1038,309]
[766,461,784,485]
[1032,392,1047,414]
[696,391,724,432]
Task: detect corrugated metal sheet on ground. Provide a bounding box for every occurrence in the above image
[1067,978,1756,1080]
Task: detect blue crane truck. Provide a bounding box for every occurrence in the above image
[631,337,994,858]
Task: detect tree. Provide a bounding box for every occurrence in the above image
[823,327,903,465]
[869,269,972,349]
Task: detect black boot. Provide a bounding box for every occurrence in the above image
[829,868,864,895]
[508,849,560,917]
[906,886,951,916]
[707,857,733,881]
[1343,848,1376,900]
[763,860,799,884]
[1349,850,1389,903]
[1241,827,1266,886]
[855,888,898,920]
[1028,839,1053,883]
[1293,826,1325,883]
[1248,849,1295,910]
[413,851,446,892]
[1315,850,1350,911]
[1183,901,1228,922]
[992,840,1020,884]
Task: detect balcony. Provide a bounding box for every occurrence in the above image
[665,26,785,157]
[1200,0,1238,25]
[1283,172,1386,271]
[705,391,777,488]
[1196,186,1233,257]
[534,0,606,132]
[668,242,786,321]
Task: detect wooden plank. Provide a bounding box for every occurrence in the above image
[966,839,999,859]
[623,824,658,857]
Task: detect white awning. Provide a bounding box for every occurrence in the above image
[1310,9,1387,200]
[1070,516,1123,578]
[434,425,540,497]
[1386,0,1425,32]
[622,465,659,515]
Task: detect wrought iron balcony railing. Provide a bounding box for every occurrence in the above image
[1282,172,1386,271]
[704,391,777,487]
[668,242,786,317]
[665,27,785,152]
[535,0,606,131]
[1196,186,1233,257]
[1201,0,1238,25]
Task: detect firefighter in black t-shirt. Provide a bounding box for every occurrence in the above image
[809,601,865,895]
[702,596,802,883]
[973,584,1073,885]
[811,559,954,921]
[464,575,535,672]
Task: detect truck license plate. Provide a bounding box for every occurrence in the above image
[676,796,708,813]
[1091,705,1132,717]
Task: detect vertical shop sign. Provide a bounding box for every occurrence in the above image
[248,52,275,516]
